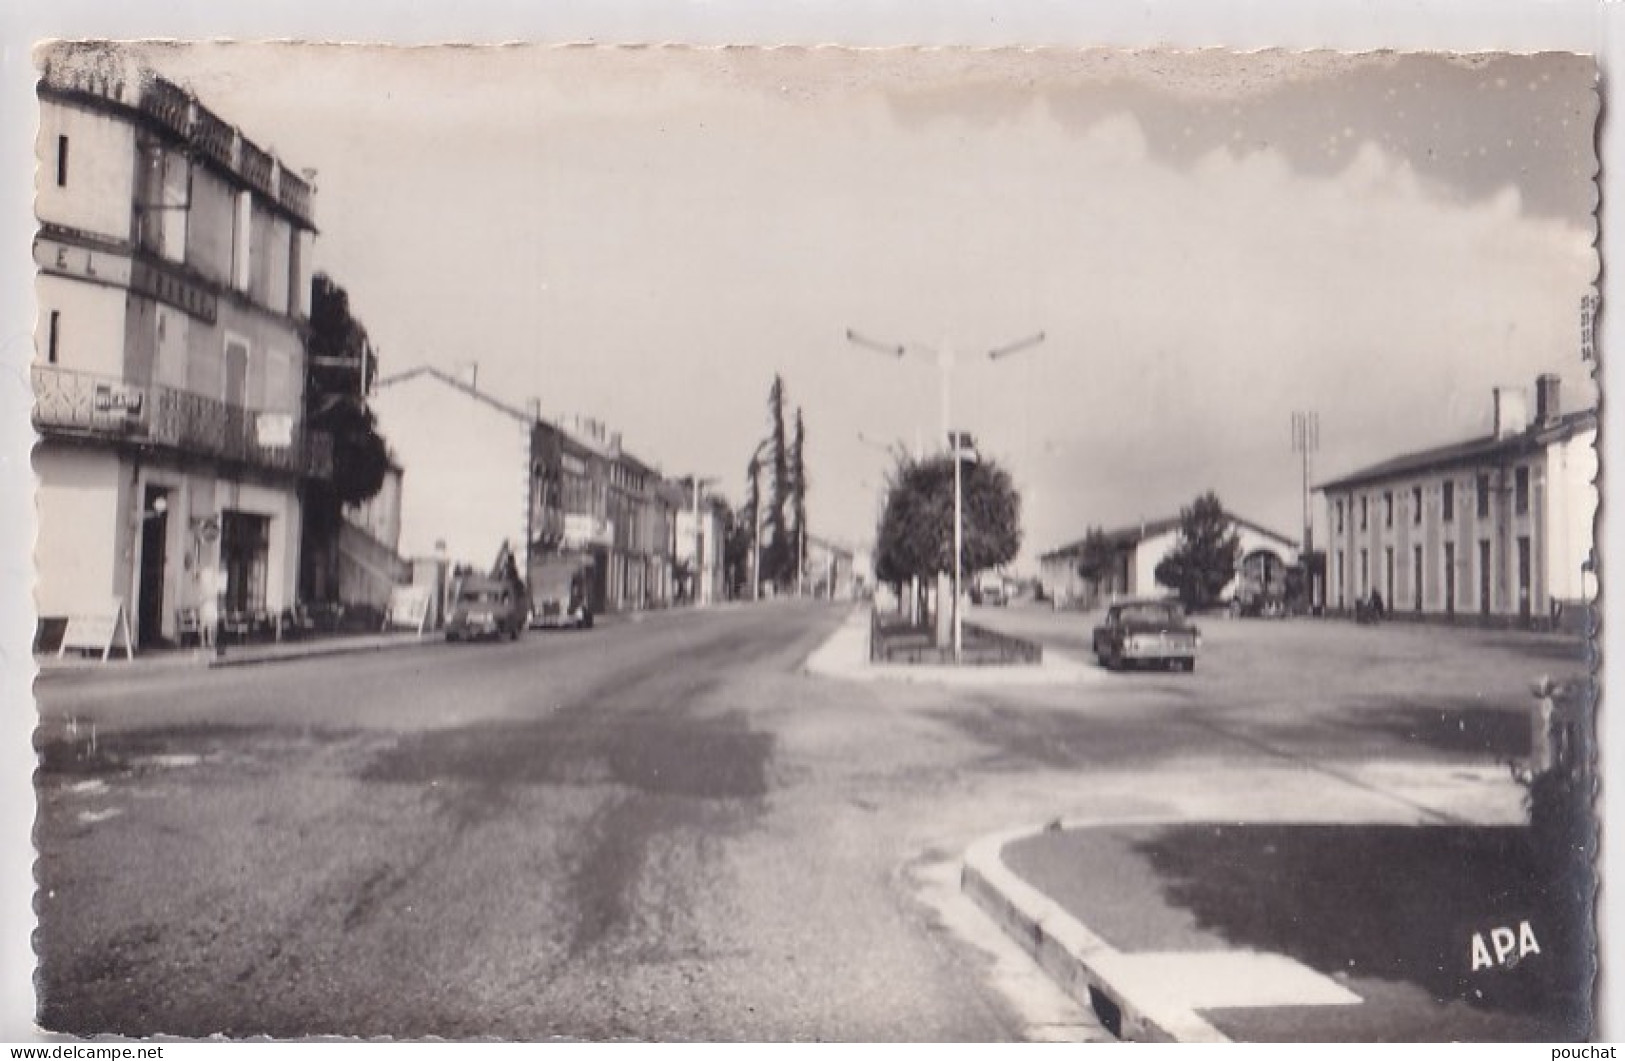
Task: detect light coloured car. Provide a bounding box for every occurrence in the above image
[1091,599,1200,672]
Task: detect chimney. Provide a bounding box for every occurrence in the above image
[1492,386,1528,439]
[526,398,541,421]
[1535,374,1561,426]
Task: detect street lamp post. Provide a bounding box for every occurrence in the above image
[747,438,771,602]
[846,328,1045,661]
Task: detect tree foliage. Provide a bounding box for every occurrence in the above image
[1074,526,1117,587]
[790,407,807,587]
[1154,491,1241,609]
[763,376,792,589]
[875,453,1021,586]
[306,273,390,508]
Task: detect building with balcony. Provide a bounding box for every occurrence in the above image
[370,366,677,614]
[32,45,324,648]
[1039,513,1298,610]
[1317,375,1596,627]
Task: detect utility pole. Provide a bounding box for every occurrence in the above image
[1293,410,1320,611]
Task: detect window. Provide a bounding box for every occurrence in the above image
[56,135,68,187]
[1383,491,1394,528]
[1335,499,1344,534]
[1360,496,1368,531]
[1336,550,1345,608]
[1443,481,1455,522]
[47,310,59,364]
[1359,548,1369,596]
[1412,486,1423,525]
[1515,466,1530,515]
[1476,473,1490,519]
[231,191,253,292]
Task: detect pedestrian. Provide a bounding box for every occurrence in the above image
[198,561,223,648]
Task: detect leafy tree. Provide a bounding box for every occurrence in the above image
[790,407,807,592]
[1074,527,1115,584]
[1154,491,1241,609]
[306,273,390,506]
[875,452,1021,591]
[299,273,392,601]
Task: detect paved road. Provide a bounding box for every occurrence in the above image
[31,599,1582,1040]
[34,602,1087,1041]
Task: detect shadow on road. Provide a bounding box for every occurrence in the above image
[1130,822,1594,1037]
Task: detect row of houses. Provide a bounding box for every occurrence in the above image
[364,366,729,618]
[1038,374,1597,629]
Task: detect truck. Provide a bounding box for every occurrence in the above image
[528,551,595,629]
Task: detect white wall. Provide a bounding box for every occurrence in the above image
[35,274,127,378]
[371,377,530,568]
[35,99,135,240]
[1545,428,1598,603]
[32,446,122,616]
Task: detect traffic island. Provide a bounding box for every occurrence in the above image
[869,609,1043,666]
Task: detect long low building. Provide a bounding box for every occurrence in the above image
[1040,512,1298,610]
[1317,374,1596,627]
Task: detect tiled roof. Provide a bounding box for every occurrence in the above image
[1315,408,1597,493]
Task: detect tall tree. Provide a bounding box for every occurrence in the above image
[740,451,762,596]
[1154,491,1242,609]
[874,452,1021,593]
[789,407,807,593]
[763,376,792,589]
[300,273,392,602]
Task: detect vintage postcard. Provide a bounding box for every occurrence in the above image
[21,40,1601,1042]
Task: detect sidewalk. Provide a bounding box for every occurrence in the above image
[33,628,439,679]
[804,605,1104,686]
[963,811,1592,1042]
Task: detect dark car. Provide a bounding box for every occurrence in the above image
[446,575,528,642]
[1092,599,1200,671]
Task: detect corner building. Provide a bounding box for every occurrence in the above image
[1318,375,1596,627]
[32,46,325,646]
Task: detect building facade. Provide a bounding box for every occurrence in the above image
[1318,375,1596,626]
[33,46,326,647]
[371,367,677,614]
[1039,514,1299,610]
[673,483,727,605]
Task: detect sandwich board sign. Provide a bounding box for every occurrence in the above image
[58,599,135,661]
[386,585,432,635]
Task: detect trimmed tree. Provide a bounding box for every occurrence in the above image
[874,453,1022,620]
[1154,491,1241,610]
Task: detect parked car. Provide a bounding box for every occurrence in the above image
[1092,599,1200,671]
[445,575,528,642]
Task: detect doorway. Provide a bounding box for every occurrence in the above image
[1478,540,1492,616]
[137,485,170,646]
[1517,536,1531,623]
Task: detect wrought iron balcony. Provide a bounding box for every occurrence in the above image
[32,364,332,480]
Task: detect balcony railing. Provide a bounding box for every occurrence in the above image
[32,364,332,480]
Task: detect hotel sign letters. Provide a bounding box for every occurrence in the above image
[36,235,219,324]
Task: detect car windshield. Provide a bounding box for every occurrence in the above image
[1118,603,1179,624]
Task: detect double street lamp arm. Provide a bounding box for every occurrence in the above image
[845,326,1045,661]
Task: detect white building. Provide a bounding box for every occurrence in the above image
[1317,375,1596,626]
[673,484,726,605]
[33,45,323,647]
[369,366,532,571]
[1039,514,1299,609]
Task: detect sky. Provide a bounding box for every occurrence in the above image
[104,42,1601,570]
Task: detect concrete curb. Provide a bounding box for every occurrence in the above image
[960,824,1229,1043]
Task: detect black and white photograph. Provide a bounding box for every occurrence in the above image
[3,5,1614,1047]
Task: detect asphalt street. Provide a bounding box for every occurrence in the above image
[30,599,1589,1040]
